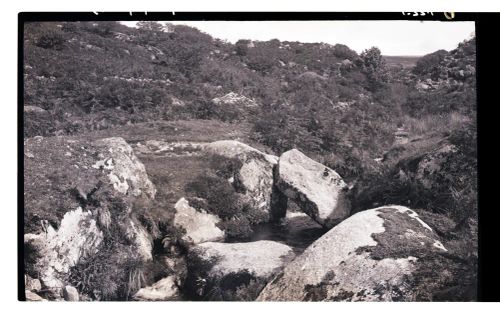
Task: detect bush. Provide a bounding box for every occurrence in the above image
[218,217,253,239]
[413,49,448,79]
[185,155,267,239]
[186,172,241,220]
[351,122,477,226]
[24,109,55,138]
[332,44,358,61]
[34,27,66,50]
[359,47,388,90]
[235,39,250,56]
[67,238,138,300]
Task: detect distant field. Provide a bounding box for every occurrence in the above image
[383,55,421,69]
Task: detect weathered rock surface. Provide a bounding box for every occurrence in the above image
[25,275,42,292]
[257,205,447,301]
[128,219,154,261]
[133,276,180,301]
[24,105,49,114]
[211,92,258,107]
[25,290,46,301]
[186,240,295,300]
[276,149,351,228]
[92,137,156,198]
[173,198,225,245]
[24,136,156,298]
[63,285,79,301]
[24,207,104,290]
[204,140,278,221]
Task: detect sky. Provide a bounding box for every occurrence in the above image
[121,20,475,56]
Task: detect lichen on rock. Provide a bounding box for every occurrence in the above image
[276,149,351,228]
[257,205,446,301]
[92,137,156,198]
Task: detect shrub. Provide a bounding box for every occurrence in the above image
[34,27,66,50]
[332,44,358,61]
[185,155,267,239]
[24,109,55,138]
[413,49,448,78]
[235,39,250,56]
[186,172,241,220]
[218,217,253,239]
[67,237,140,300]
[24,241,42,278]
[85,21,119,37]
[359,47,388,90]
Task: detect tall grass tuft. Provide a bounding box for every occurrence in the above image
[403,112,471,137]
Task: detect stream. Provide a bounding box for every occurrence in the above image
[228,212,327,254]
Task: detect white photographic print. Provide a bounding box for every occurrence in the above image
[22,17,477,301]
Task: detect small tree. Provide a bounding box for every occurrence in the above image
[333,44,358,60]
[136,21,164,32]
[360,47,388,89]
[235,39,250,56]
[413,49,448,80]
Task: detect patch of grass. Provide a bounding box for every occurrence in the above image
[139,155,212,205]
[81,119,256,145]
[24,137,103,233]
[402,112,471,138]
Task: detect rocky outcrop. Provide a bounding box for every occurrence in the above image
[133,276,180,301]
[24,136,157,299]
[173,198,225,245]
[186,240,295,300]
[92,137,156,198]
[25,275,42,292]
[204,140,278,221]
[128,220,154,261]
[63,285,79,301]
[276,149,350,228]
[414,144,458,190]
[24,105,49,114]
[24,207,104,291]
[211,92,258,107]
[387,138,462,194]
[25,290,46,301]
[257,206,447,301]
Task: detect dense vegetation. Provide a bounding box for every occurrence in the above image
[24,21,477,300]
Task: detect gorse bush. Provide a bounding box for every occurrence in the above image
[186,172,242,220]
[185,155,267,239]
[31,24,66,50]
[359,47,388,90]
[413,49,448,78]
